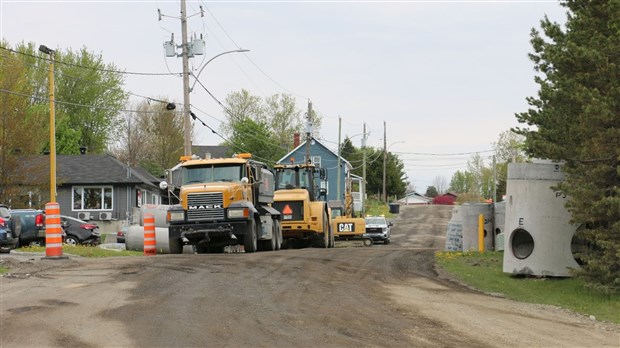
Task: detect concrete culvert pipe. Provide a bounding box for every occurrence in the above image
[503,162,580,277]
[125,225,184,254]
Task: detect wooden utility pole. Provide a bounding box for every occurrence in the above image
[382,121,387,203]
[181,0,192,156]
[362,123,367,216]
[337,116,342,201]
[305,100,312,164]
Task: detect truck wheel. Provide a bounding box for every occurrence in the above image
[274,220,282,251]
[267,219,278,251]
[244,218,257,253]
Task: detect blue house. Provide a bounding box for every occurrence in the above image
[277,138,363,210]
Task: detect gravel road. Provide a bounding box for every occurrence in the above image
[1,205,618,347]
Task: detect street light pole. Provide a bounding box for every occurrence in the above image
[39,44,56,202]
[190,49,250,92]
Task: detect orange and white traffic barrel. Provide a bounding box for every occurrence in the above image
[143,213,157,256]
[44,202,66,259]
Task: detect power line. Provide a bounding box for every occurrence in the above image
[0,46,182,77]
[202,3,307,99]
[392,149,494,156]
[0,88,180,115]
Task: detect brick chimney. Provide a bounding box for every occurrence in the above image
[293,132,300,147]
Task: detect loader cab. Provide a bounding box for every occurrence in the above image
[275,164,326,201]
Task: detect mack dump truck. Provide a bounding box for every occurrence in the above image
[273,163,334,248]
[163,153,282,253]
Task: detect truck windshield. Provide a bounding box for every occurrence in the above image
[182,164,244,184]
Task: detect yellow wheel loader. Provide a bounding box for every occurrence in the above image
[273,163,334,248]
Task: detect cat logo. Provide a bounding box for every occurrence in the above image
[337,223,355,232]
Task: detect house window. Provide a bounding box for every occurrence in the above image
[73,186,112,210]
[303,156,322,167]
[137,189,147,207]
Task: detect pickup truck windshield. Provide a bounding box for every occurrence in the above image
[365,217,386,225]
[182,164,244,184]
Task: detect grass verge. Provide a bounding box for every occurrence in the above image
[364,199,394,218]
[15,245,143,257]
[435,251,620,324]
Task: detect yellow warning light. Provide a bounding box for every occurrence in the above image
[234,153,252,159]
[179,155,192,162]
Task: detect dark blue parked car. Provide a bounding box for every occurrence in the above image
[0,205,21,253]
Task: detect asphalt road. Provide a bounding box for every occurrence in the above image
[1,205,618,347]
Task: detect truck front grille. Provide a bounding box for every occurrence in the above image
[187,192,225,221]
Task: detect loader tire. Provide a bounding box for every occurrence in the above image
[244,218,257,253]
[313,211,329,248]
[274,219,282,251]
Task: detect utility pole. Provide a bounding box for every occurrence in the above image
[492,155,497,202]
[337,116,342,201]
[382,121,387,203]
[39,45,56,202]
[305,100,312,164]
[161,1,205,156]
[362,123,367,216]
[180,0,192,156]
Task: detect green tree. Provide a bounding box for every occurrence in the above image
[492,130,529,201]
[340,137,357,161]
[222,90,323,162]
[0,42,48,202]
[425,186,438,198]
[51,47,127,154]
[514,1,620,293]
[449,170,476,194]
[221,89,265,137]
[225,118,285,166]
[265,93,301,151]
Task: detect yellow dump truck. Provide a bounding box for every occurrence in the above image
[162,153,282,253]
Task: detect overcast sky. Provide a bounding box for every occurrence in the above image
[1,0,567,193]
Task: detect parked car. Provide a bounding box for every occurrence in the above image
[60,215,101,245]
[364,215,393,244]
[9,209,47,246]
[117,225,127,243]
[0,205,21,253]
